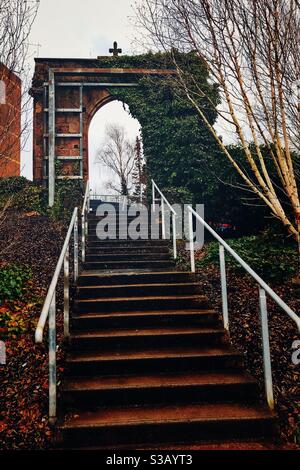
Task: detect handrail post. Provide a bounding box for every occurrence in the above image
[85,206,88,236]
[82,211,85,262]
[87,181,90,213]
[259,287,274,410]
[172,212,177,259]
[152,180,155,213]
[81,183,90,263]
[49,292,56,424]
[64,246,70,338]
[161,198,166,239]
[219,244,229,331]
[85,183,89,236]
[74,209,79,281]
[188,209,195,272]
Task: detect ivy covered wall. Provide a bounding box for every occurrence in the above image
[101,52,269,231]
[104,51,221,204]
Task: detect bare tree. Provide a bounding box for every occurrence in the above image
[0,0,39,74]
[136,0,300,244]
[0,0,39,174]
[132,136,146,200]
[97,124,136,196]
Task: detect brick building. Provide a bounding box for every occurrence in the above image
[0,62,21,177]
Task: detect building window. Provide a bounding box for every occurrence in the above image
[0,80,6,104]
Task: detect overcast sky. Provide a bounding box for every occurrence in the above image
[22,0,141,194]
[21,0,232,193]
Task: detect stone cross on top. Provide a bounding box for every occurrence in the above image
[109,41,122,57]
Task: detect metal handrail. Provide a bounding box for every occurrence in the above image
[187,206,300,331]
[35,206,79,423]
[81,182,90,262]
[89,194,127,203]
[187,205,300,410]
[151,181,299,411]
[152,180,177,259]
[35,208,79,343]
[89,194,148,207]
[152,180,176,215]
[81,181,90,217]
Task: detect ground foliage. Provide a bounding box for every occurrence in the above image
[197,233,298,283]
[0,264,31,305]
[176,237,300,446]
[0,177,48,214]
[0,176,83,221]
[0,210,66,449]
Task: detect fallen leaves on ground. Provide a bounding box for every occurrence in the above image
[0,210,66,450]
[194,261,300,447]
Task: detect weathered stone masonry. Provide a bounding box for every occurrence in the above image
[30,57,174,189]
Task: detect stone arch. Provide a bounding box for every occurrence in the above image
[30,56,175,205]
[83,92,117,180]
[88,97,141,195]
[87,93,116,125]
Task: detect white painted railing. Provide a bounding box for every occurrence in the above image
[35,206,79,423]
[90,194,127,203]
[188,205,300,410]
[152,183,300,411]
[152,180,177,259]
[81,182,90,263]
[35,181,91,423]
[90,194,147,206]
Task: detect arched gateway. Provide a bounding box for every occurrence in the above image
[30,46,174,205]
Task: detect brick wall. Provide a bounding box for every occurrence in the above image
[30,58,172,183]
[0,62,21,177]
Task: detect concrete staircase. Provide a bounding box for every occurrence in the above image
[58,204,277,449]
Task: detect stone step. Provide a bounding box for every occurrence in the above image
[62,371,259,409]
[87,233,162,241]
[65,346,243,376]
[85,253,170,262]
[77,282,203,299]
[87,229,162,237]
[64,441,280,451]
[83,260,175,270]
[86,239,169,246]
[88,219,161,226]
[72,309,219,330]
[59,402,276,448]
[75,294,209,313]
[87,224,162,235]
[77,271,195,286]
[88,215,141,221]
[86,246,169,254]
[87,218,161,225]
[69,326,225,350]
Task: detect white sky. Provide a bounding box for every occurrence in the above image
[21,0,141,194]
[89,102,140,194]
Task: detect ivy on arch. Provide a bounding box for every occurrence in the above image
[105,51,221,203]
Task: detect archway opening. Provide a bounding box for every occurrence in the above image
[88,100,143,197]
